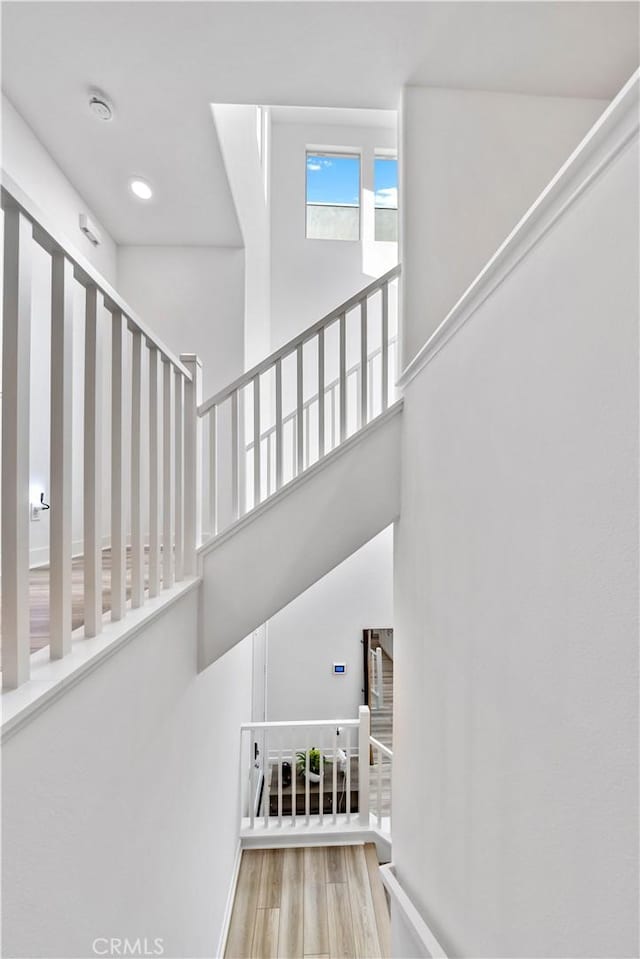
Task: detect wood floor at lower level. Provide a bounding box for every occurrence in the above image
[225,844,391,959]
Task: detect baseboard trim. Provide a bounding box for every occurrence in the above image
[216,840,243,959]
[379,864,448,958]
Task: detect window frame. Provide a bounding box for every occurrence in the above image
[373,151,398,243]
[305,148,362,242]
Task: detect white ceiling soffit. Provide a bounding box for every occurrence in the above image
[269,107,397,130]
[2,2,638,248]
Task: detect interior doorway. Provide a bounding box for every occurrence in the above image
[362,627,393,714]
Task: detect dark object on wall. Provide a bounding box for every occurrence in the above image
[281,761,292,787]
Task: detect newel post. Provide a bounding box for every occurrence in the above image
[181,353,203,575]
[358,704,371,826]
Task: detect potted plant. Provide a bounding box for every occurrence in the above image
[296,748,331,783]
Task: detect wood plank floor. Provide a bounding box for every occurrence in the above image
[225,844,390,959]
[0,547,150,654]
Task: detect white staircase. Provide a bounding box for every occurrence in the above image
[196,264,402,665]
[199,401,401,666]
[0,169,401,698]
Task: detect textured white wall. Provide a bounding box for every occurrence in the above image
[117,245,245,398]
[266,526,394,723]
[393,128,639,956]
[212,104,272,369]
[2,589,253,959]
[400,86,607,366]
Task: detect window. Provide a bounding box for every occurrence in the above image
[306,152,360,241]
[374,156,398,242]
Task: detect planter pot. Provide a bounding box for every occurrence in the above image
[302,770,321,783]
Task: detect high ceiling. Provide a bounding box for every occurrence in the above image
[2,2,638,248]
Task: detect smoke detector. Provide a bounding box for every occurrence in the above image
[89,94,113,122]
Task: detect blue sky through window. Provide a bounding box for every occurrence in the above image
[306,154,360,206]
[375,157,398,209]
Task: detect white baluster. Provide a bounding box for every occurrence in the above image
[162,359,174,589]
[291,747,297,827]
[278,749,283,826]
[319,741,324,826]
[339,312,347,442]
[181,354,202,572]
[231,391,239,521]
[305,739,310,826]
[275,358,283,490]
[111,310,127,620]
[50,252,74,658]
[1,207,32,688]
[381,282,389,411]
[130,329,144,608]
[377,746,383,828]
[253,373,261,507]
[264,731,270,829]
[249,733,256,829]
[208,407,218,537]
[174,371,184,581]
[84,285,103,636]
[317,327,325,458]
[332,728,338,825]
[148,347,161,597]
[360,297,368,429]
[346,741,351,821]
[358,705,370,826]
[296,343,304,475]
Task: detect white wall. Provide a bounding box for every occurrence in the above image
[266,526,393,724]
[117,245,245,398]
[2,94,117,283]
[2,588,253,959]
[400,86,607,367]
[212,104,271,369]
[270,119,398,350]
[393,121,639,955]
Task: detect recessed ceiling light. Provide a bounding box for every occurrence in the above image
[130,178,153,200]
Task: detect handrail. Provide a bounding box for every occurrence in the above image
[379,864,448,958]
[241,718,359,730]
[369,735,393,759]
[199,263,400,415]
[0,171,192,379]
[245,336,398,452]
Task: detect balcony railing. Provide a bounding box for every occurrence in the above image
[239,705,392,838]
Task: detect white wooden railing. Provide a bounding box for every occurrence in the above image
[199,265,400,539]
[239,704,392,837]
[243,336,398,502]
[369,734,392,830]
[0,175,201,690]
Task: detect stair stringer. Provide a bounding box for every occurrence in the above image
[198,401,403,669]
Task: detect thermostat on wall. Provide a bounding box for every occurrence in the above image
[333,663,346,675]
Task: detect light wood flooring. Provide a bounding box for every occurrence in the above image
[225,844,391,959]
[0,547,150,654]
